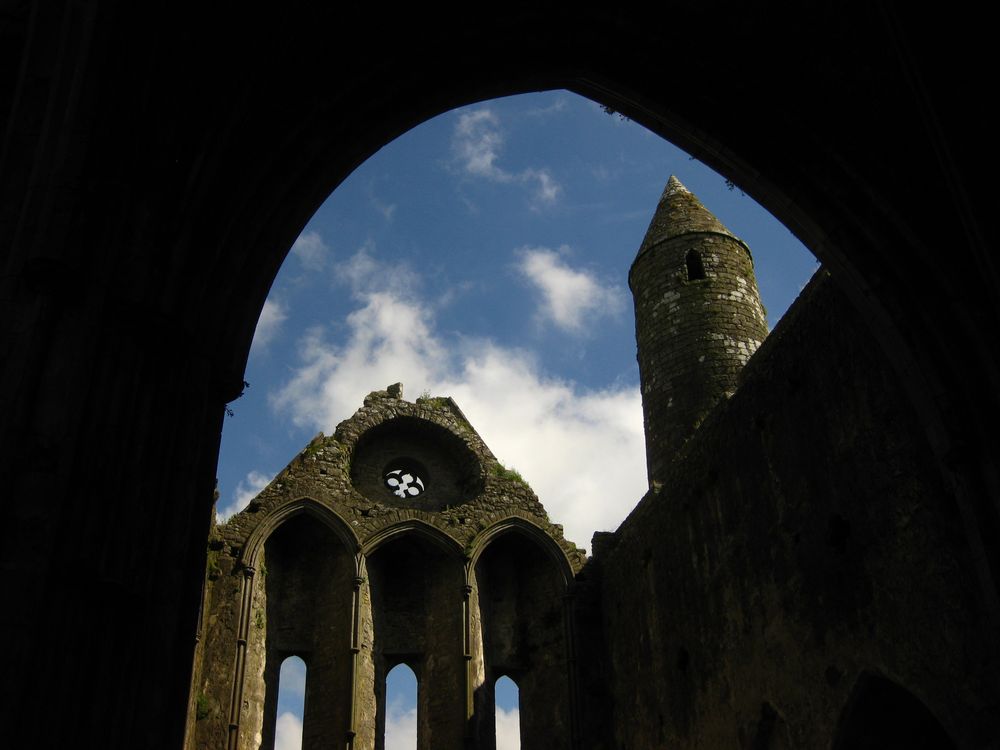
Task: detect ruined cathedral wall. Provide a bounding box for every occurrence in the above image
[188,528,255,750]
[213,393,586,570]
[597,272,1000,748]
[188,388,587,749]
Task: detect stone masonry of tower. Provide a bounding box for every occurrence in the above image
[629,176,769,487]
[187,180,1000,749]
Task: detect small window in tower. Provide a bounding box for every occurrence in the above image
[686,249,706,281]
[383,458,428,499]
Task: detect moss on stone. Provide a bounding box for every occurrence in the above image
[299,433,327,462]
[206,549,222,580]
[492,461,527,486]
[195,693,210,721]
[416,395,450,409]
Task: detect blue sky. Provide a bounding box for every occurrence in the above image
[217,91,817,749]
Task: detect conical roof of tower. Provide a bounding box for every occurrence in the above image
[634,176,744,261]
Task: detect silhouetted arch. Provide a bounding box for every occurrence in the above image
[833,672,955,750]
[266,656,306,750]
[200,55,997,693]
[361,518,465,560]
[6,12,999,750]
[204,69,1000,720]
[240,497,360,569]
[381,663,418,750]
[472,520,575,749]
[494,675,521,750]
[365,522,468,748]
[468,517,574,587]
[226,506,360,750]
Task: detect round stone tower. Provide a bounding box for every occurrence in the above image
[629,176,769,488]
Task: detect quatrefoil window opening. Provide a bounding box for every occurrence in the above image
[385,469,424,498]
[383,459,428,499]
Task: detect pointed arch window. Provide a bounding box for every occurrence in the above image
[384,663,418,749]
[274,655,306,750]
[495,675,521,750]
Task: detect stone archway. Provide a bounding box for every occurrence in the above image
[0,8,996,749]
[833,672,956,750]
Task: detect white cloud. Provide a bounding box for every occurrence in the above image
[437,345,645,548]
[384,699,417,750]
[454,109,507,180]
[274,711,303,750]
[452,107,562,210]
[270,248,645,550]
[217,470,274,521]
[366,183,397,222]
[270,300,442,434]
[525,168,561,208]
[374,199,396,221]
[251,298,288,353]
[335,242,420,299]
[496,707,521,750]
[516,247,625,334]
[291,230,330,272]
[525,96,568,118]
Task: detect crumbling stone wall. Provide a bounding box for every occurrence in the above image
[367,535,467,749]
[191,528,249,750]
[215,392,583,569]
[189,388,584,750]
[597,272,1000,748]
[474,532,572,750]
[257,517,355,749]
